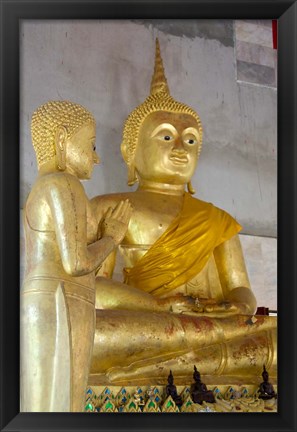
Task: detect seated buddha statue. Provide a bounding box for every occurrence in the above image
[20,101,131,411]
[258,366,277,400]
[89,39,277,386]
[165,370,183,407]
[190,366,215,404]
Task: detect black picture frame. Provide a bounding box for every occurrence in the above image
[1,1,296,431]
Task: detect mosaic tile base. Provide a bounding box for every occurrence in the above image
[84,384,277,413]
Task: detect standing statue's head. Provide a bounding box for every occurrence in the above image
[121,39,203,194]
[31,100,99,179]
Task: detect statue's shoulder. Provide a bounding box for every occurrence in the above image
[190,195,213,207]
[189,195,240,237]
[188,195,216,213]
[28,172,85,203]
[190,195,233,218]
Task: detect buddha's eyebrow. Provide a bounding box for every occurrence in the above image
[182,127,200,138]
[150,123,177,137]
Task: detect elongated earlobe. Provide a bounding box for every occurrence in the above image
[127,164,138,186]
[187,181,195,195]
[56,150,66,171]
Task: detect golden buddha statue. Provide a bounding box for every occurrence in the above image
[89,40,277,387]
[20,101,132,411]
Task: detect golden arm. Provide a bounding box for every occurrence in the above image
[92,198,127,279]
[209,234,257,315]
[48,175,131,276]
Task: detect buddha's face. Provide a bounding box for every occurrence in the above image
[65,122,99,179]
[134,111,201,185]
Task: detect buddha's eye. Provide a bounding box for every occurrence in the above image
[93,145,96,151]
[184,138,197,145]
[163,135,172,141]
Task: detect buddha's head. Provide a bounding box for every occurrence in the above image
[121,39,203,193]
[31,101,99,179]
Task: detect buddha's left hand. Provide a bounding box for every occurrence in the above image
[203,302,250,315]
[201,286,256,316]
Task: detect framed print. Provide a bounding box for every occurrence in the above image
[1,1,296,431]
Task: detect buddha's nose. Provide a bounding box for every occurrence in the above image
[173,137,185,152]
[93,151,100,164]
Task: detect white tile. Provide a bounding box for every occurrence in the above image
[236,40,275,68]
[235,21,273,48]
[237,60,276,87]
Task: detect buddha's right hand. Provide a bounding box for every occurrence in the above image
[100,200,133,245]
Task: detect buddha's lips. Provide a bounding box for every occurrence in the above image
[169,155,188,164]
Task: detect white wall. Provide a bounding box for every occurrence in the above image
[20,20,277,309]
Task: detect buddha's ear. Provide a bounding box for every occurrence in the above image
[55,126,68,171]
[127,164,137,186]
[120,140,128,163]
[121,140,137,186]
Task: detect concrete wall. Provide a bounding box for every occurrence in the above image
[20,20,277,310]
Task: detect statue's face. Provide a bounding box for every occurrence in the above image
[134,111,201,186]
[65,123,99,179]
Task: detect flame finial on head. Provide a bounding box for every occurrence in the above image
[150,38,170,95]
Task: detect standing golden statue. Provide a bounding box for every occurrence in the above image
[90,40,277,385]
[20,101,132,411]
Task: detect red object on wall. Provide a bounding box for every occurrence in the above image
[272,20,278,49]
